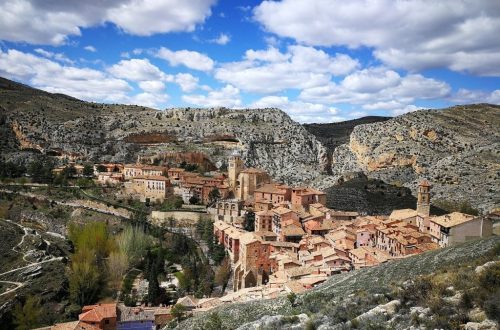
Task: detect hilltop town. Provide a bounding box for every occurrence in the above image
[4,147,490,330]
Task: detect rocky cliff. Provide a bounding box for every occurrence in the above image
[0,77,327,185]
[1,77,498,212]
[319,104,499,213]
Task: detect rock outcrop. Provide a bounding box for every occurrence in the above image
[311,104,499,213]
[0,77,327,185]
[1,77,498,212]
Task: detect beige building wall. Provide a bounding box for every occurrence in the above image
[447,217,492,246]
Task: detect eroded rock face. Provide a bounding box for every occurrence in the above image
[0,78,327,185]
[329,104,500,213]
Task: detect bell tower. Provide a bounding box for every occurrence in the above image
[417,180,431,217]
[228,150,243,189]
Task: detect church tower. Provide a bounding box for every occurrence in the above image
[417,180,431,217]
[228,150,243,189]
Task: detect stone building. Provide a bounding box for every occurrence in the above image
[124,164,167,179]
[215,199,244,224]
[236,168,271,201]
[291,187,327,211]
[416,180,432,233]
[228,151,244,189]
[124,175,173,203]
[254,183,292,205]
[429,212,492,247]
[255,210,274,232]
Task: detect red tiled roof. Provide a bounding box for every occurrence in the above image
[79,303,116,323]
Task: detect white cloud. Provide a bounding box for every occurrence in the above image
[182,84,241,108]
[138,80,165,94]
[254,0,500,76]
[299,67,451,112]
[250,95,343,123]
[84,45,96,52]
[341,68,401,93]
[450,88,500,104]
[245,47,290,63]
[209,33,231,45]
[33,48,74,64]
[391,105,424,116]
[215,45,359,93]
[175,73,199,92]
[156,47,215,72]
[0,49,131,103]
[0,0,216,45]
[107,0,215,36]
[108,58,172,82]
[130,92,169,108]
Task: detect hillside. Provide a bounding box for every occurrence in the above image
[304,116,391,157]
[1,77,498,212]
[313,104,500,213]
[176,236,500,329]
[0,77,327,185]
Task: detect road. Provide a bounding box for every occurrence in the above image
[0,218,65,297]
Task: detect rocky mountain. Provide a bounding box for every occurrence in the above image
[304,116,391,161]
[317,104,499,213]
[0,77,327,185]
[1,77,498,213]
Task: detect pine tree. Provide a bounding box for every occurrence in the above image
[147,259,160,304]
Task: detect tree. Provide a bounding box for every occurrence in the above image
[83,164,94,177]
[287,292,297,307]
[116,226,152,266]
[96,164,107,173]
[189,195,200,205]
[107,251,129,291]
[68,222,114,306]
[27,157,54,183]
[208,188,221,205]
[160,195,183,211]
[244,211,255,232]
[69,255,101,306]
[215,255,231,294]
[12,296,42,330]
[170,303,186,321]
[62,165,77,178]
[147,260,160,304]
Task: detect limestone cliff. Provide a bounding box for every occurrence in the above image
[0,77,327,185]
[1,77,498,212]
[324,104,499,213]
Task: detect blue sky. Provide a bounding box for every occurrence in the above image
[0,0,499,123]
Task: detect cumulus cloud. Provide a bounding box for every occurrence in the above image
[33,48,74,64]
[84,45,97,52]
[0,0,216,45]
[108,58,172,82]
[156,47,215,72]
[254,0,500,76]
[215,45,359,93]
[250,95,344,123]
[299,67,451,112]
[175,73,199,92]
[0,49,132,102]
[129,92,169,108]
[209,33,231,45]
[182,84,241,108]
[138,80,165,94]
[449,88,500,104]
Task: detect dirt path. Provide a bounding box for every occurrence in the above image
[0,218,65,296]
